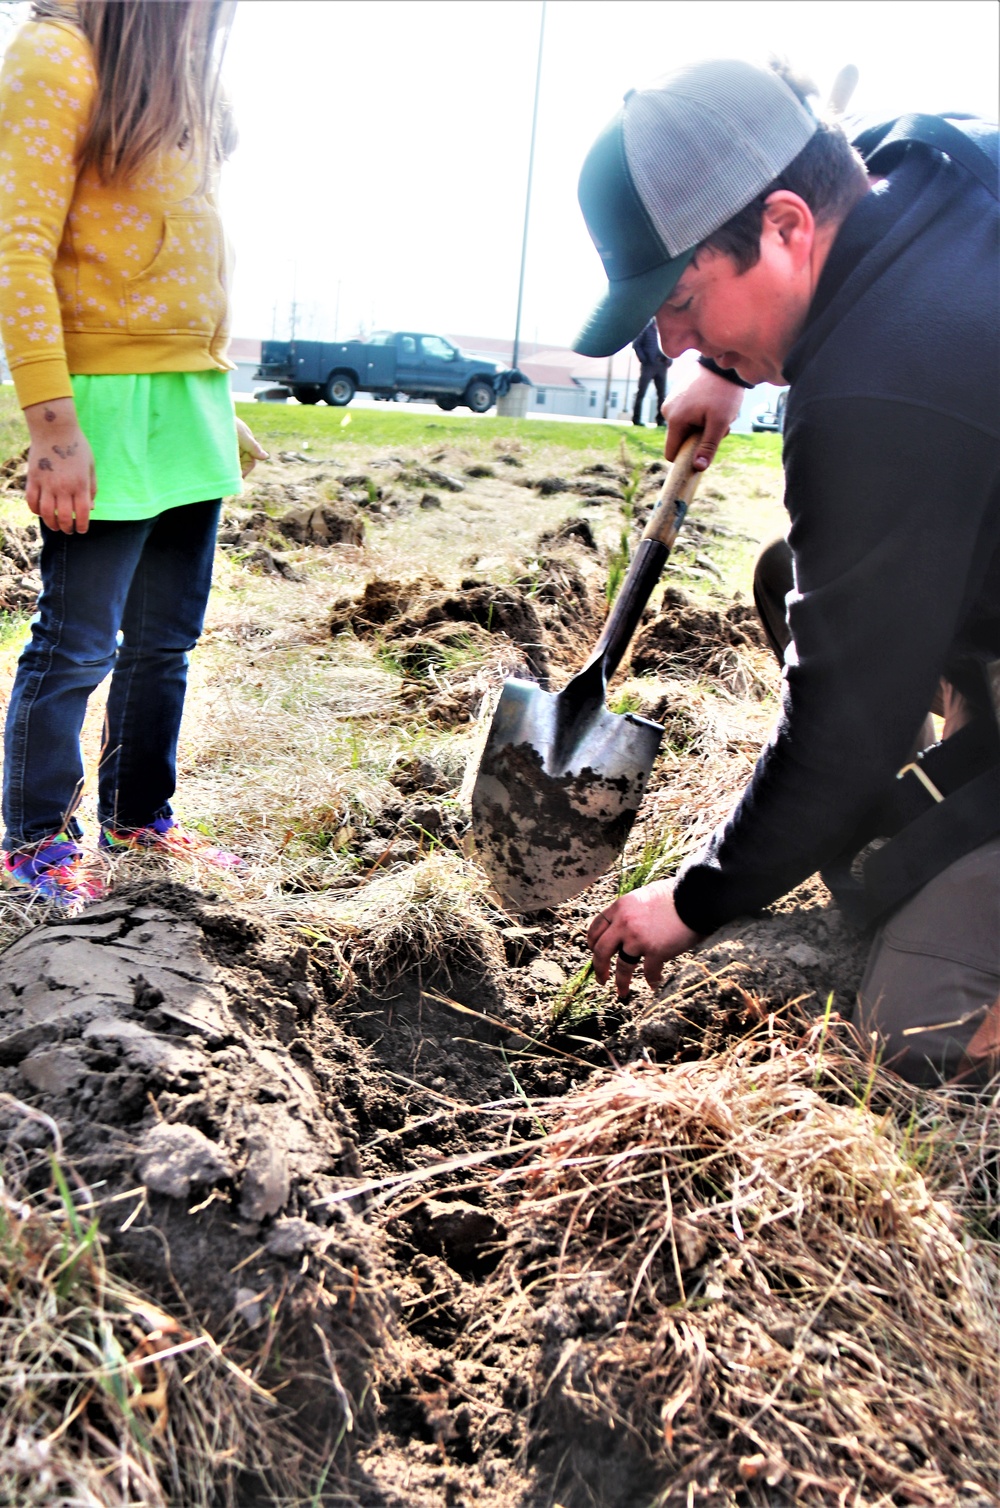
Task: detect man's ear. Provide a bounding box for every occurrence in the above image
[762,190,815,263]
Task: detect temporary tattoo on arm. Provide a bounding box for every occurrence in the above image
[52,443,78,458]
[38,457,53,471]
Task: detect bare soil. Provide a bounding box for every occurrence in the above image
[0,433,993,1508]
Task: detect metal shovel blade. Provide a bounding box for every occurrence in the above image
[470,436,703,914]
[471,661,664,913]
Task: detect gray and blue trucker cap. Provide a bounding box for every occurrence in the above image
[574,60,818,357]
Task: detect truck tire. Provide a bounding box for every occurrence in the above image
[436,396,459,411]
[464,380,494,414]
[325,372,356,406]
[293,385,321,405]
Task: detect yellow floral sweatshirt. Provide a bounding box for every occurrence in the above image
[0,15,231,409]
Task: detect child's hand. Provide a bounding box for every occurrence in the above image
[23,398,96,534]
[236,417,268,478]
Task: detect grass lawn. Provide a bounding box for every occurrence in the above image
[237,396,784,467]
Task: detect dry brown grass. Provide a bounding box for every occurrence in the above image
[473,1020,1000,1506]
[269,849,507,989]
[619,659,782,882]
[0,1099,305,1508]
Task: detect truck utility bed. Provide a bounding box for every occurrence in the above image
[255,331,506,412]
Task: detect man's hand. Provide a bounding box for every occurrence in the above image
[662,366,745,472]
[236,416,269,478]
[23,397,96,534]
[587,880,703,999]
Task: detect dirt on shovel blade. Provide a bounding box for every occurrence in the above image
[472,737,647,912]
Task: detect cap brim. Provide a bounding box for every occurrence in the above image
[572,249,695,358]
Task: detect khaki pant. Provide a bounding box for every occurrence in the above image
[754,540,1000,1088]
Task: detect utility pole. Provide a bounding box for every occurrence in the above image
[288,263,298,342]
[334,279,342,341]
[512,0,545,374]
[602,355,613,420]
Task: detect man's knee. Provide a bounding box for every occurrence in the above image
[856,837,1000,1086]
[752,537,794,664]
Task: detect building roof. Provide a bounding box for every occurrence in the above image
[517,362,585,389]
[447,334,636,383]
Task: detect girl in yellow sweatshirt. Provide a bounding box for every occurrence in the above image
[0,0,265,908]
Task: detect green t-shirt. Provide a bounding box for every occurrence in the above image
[71,370,243,521]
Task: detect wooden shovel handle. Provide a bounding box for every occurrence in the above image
[582,432,704,682]
[641,434,703,550]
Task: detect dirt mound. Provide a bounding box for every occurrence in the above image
[242,544,304,579]
[538,516,597,551]
[630,587,769,676]
[530,474,573,496]
[574,478,625,500]
[333,575,550,683]
[220,501,364,552]
[637,903,869,1061]
[277,502,365,546]
[514,550,603,666]
[392,462,465,494]
[0,518,41,612]
[393,580,546,675]
[329,575,445,637]
[2,870,994,1507]
[0,444,28,493]
[475,1032,1000,1508]
[0,884,395,1455]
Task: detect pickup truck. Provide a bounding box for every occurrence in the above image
[254,331,506,412]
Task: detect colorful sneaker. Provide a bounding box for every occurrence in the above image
[3,833,106,911]
[100,816,246,872]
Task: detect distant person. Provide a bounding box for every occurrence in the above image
[0,0,267,910]
[631,319,671,426]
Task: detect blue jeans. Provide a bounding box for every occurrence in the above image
[3,498,221,851]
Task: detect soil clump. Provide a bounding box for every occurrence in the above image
[630,586,770,676]
[0,516,40,612]
[0,885,395,1448]
[330,574,551,683]
[219,501,365,553]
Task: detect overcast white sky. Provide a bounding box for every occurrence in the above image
[4,0,998,353]
[221,0,999,350]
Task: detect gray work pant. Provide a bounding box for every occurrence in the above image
[753,538,1000,1087]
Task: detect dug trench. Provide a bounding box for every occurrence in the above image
[0,441,996,1508]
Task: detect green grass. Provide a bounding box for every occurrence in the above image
[713,432,782,466]
[551,961,599,1023]
[618,826,687,894]
[0,386,27,464]
[236,398,782,466]
[239,400,663,457]
[609,689,643,715]
[0,611,30,652]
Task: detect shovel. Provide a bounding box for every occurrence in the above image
[471,435,703,913]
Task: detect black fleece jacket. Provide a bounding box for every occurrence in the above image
[672,126,1000,937]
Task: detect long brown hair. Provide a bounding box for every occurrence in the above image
[33,0,235,183]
